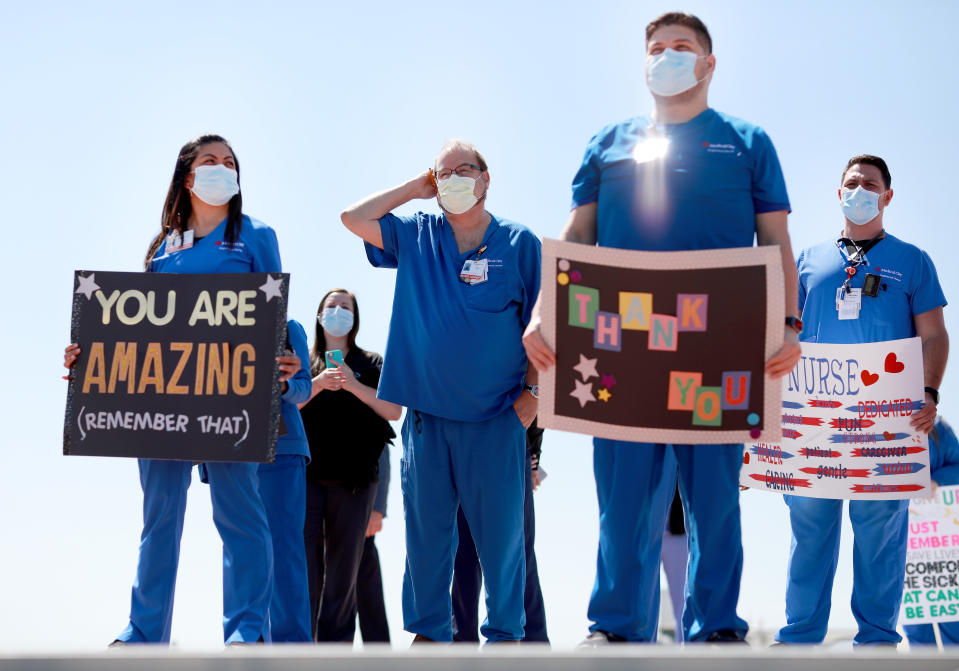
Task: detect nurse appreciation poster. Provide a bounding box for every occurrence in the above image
[63,270,289,462]
[901,485,959,625]
[537,238,784,445]
[740,338,930,500]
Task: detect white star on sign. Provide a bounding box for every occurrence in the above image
[570,380,596,408]
[573,353,599,382]
[75,273,100,300]
[259,275,284,302]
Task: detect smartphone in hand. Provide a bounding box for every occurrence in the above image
[325,349,344,369]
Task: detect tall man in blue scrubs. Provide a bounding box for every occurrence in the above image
[341,139,542,643]
[523,12,802,643]
[776,154,948,646]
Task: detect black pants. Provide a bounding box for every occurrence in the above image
[304,480,376,642]
[356,536,391,642]
[451,456,549,643]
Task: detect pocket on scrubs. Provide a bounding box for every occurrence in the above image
[464,269,511,313]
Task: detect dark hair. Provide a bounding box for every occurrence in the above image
[143,134,243,269]
[842,154,892,190]
[645,12,712,54]
[310,288,361,375]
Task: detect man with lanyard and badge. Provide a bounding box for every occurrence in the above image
[523,12,802,644]
[341,139,541,644]
[776,154,949,646]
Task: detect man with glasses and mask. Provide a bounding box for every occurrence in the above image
[341,138,541,643]
[775,154,947,646]
[523,12,801,644]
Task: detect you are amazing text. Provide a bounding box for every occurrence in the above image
[80,289,261,396]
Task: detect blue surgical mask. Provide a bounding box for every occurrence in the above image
[840,187,882,226]
[319,306,354,337]
[645,48,705,97]
[191,165,240,206]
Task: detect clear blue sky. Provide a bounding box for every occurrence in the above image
[2,0,957,651]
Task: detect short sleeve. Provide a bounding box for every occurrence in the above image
[249,220,282,273]
[365,213,408,269]
[364,351,383,389]
[570,133,603,210]
[749,129,791,214]
[517,231,542,326]
[932,419,959,486]
[796,249,807,313]
[281,320,312,406]
[373,446,390,516]
[909,250,947,316]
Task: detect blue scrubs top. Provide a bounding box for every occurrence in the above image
[366,212,541,422]
[930,418,959,486]
[571,108,790,252]
[149,214,292,456]
[796,233,946,344]
[149,215,281,274]
[277,319,311,459]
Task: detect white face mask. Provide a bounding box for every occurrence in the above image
[437,174,480,215]
[645,48,705,97]
[840,187,882,226]
[191,165,240,206]
[319,306,354,337]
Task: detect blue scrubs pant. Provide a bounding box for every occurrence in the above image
[904,623,959,646]
[117,458,273,644]
[588,441,748,642]
[258,455,310,642]
[451,452,549,643]
[778,496,908,645]
[401,407,526,642]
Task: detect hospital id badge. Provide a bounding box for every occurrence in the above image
[835,287,861,320]
[459,259,477,283]
[165,229,194,253]
[469,259,488,285]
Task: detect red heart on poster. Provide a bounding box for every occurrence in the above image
[743,452,750,464]
[883,431,896,441]
[861,370,879,386]
[885,352,905,373]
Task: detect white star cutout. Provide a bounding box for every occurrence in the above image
[75,273,100,300]
[259,275,284,302]
[570,380,596,408]
[573,354,599,382]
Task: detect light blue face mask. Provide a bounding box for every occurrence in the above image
[191,164,239,206]
[645,48,705,97]
[319,306,354,337]
[841,187,882,226]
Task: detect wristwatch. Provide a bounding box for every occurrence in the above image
[785,316,803,334]
[925,386,940,405]
[524,383,539,399]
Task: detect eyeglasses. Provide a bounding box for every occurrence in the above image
[434,163,482,181]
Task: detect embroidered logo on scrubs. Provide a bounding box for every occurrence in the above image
[702,142,739,155]
[215,240,246,253]
[873,266,903,283]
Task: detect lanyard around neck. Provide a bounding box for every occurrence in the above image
[836,229,885,268]
[836,229,884,293]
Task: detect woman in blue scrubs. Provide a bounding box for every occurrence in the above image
[64,134,297,645]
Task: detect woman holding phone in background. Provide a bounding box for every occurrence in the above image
[299,289,401,641]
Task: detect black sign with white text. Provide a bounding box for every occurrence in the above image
[63,270,289,462]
